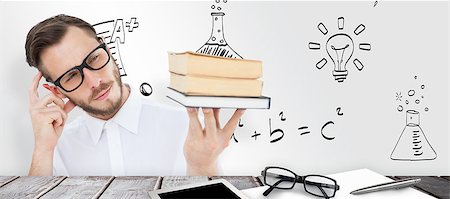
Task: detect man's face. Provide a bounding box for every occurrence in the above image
[40,26,123,117]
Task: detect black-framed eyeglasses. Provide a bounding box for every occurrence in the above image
[52,43,110,92]
[261,166,340,199]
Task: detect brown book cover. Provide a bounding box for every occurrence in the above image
[168,51,262,79]
[170,73,262,97]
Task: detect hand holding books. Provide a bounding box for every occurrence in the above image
[184,107,245,176]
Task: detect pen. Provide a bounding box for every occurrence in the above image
[350,178,421,195]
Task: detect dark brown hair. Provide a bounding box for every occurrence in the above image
[25,14,97,81]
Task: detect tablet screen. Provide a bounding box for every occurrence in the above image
[158,182,242,199]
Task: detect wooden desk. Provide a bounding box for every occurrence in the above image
[0,176,448,198]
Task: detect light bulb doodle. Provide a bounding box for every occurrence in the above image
[326,33,354,82]
[309,17,371,82]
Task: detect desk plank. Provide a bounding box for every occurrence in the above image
[39,176,112,199]
[99,176,161,199]
[0,176,19,188]
[393,176,450,199]
[210,176,262,190]
[161,176,208,189]
[0,176,64,199]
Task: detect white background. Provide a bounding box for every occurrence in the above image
[0,1,448,176]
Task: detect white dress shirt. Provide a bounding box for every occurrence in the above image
[52,88,189,176]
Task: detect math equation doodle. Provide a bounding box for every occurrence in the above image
[309,17,371,82]
[234,109,344,144]
[391,76,437,161]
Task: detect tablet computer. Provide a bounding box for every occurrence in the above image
[148,179,249,199]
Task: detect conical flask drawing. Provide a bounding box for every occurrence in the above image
[197,12,243,59]
[391,110,437,161]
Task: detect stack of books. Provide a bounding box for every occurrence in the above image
[166,51,270,109]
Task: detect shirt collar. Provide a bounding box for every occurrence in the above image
[85,86,142,145]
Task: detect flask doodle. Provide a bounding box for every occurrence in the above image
[391,76,436,161]
[197,12,243,59]
[391,110,437,161]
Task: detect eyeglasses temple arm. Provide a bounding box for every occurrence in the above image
[317,186,330,199]
[263,179,291,196]
[305,180,340,190]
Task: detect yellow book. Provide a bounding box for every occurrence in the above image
[168,51,262,79]
[170,73,262,97]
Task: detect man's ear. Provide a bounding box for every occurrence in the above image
[43,84,66,99]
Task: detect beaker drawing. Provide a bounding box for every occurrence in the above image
[391,110,437,161]
[197,12,243,59]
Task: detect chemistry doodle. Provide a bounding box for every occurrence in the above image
[197,0,243,59]
[391,76,437,161]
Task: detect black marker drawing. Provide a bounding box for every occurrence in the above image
[238,119,244,127]
[308,42,321,50]
[316,58,327,69]
[251,131,261,141]
[354,24,365,36]
[269,118,284,143]
[391,76,436,161]
[279,111,286,121]
[321,121,335,140]
[309,17,371,82]
[140,82,153,96]
[230,133,238,143]
[197,3,242,59]
[336,107,344,116]
[374,1,379,7]
[298,126,310,135]
[126,17,139,32]
[396,92,403,101]
[231,118,244,143]
[318,23,328,35]
[93,17,139,77]
[211,0,227,12]
[338,17,344,30]
[233,108,341,143]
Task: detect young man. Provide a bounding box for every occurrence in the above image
[25,14,245,176]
